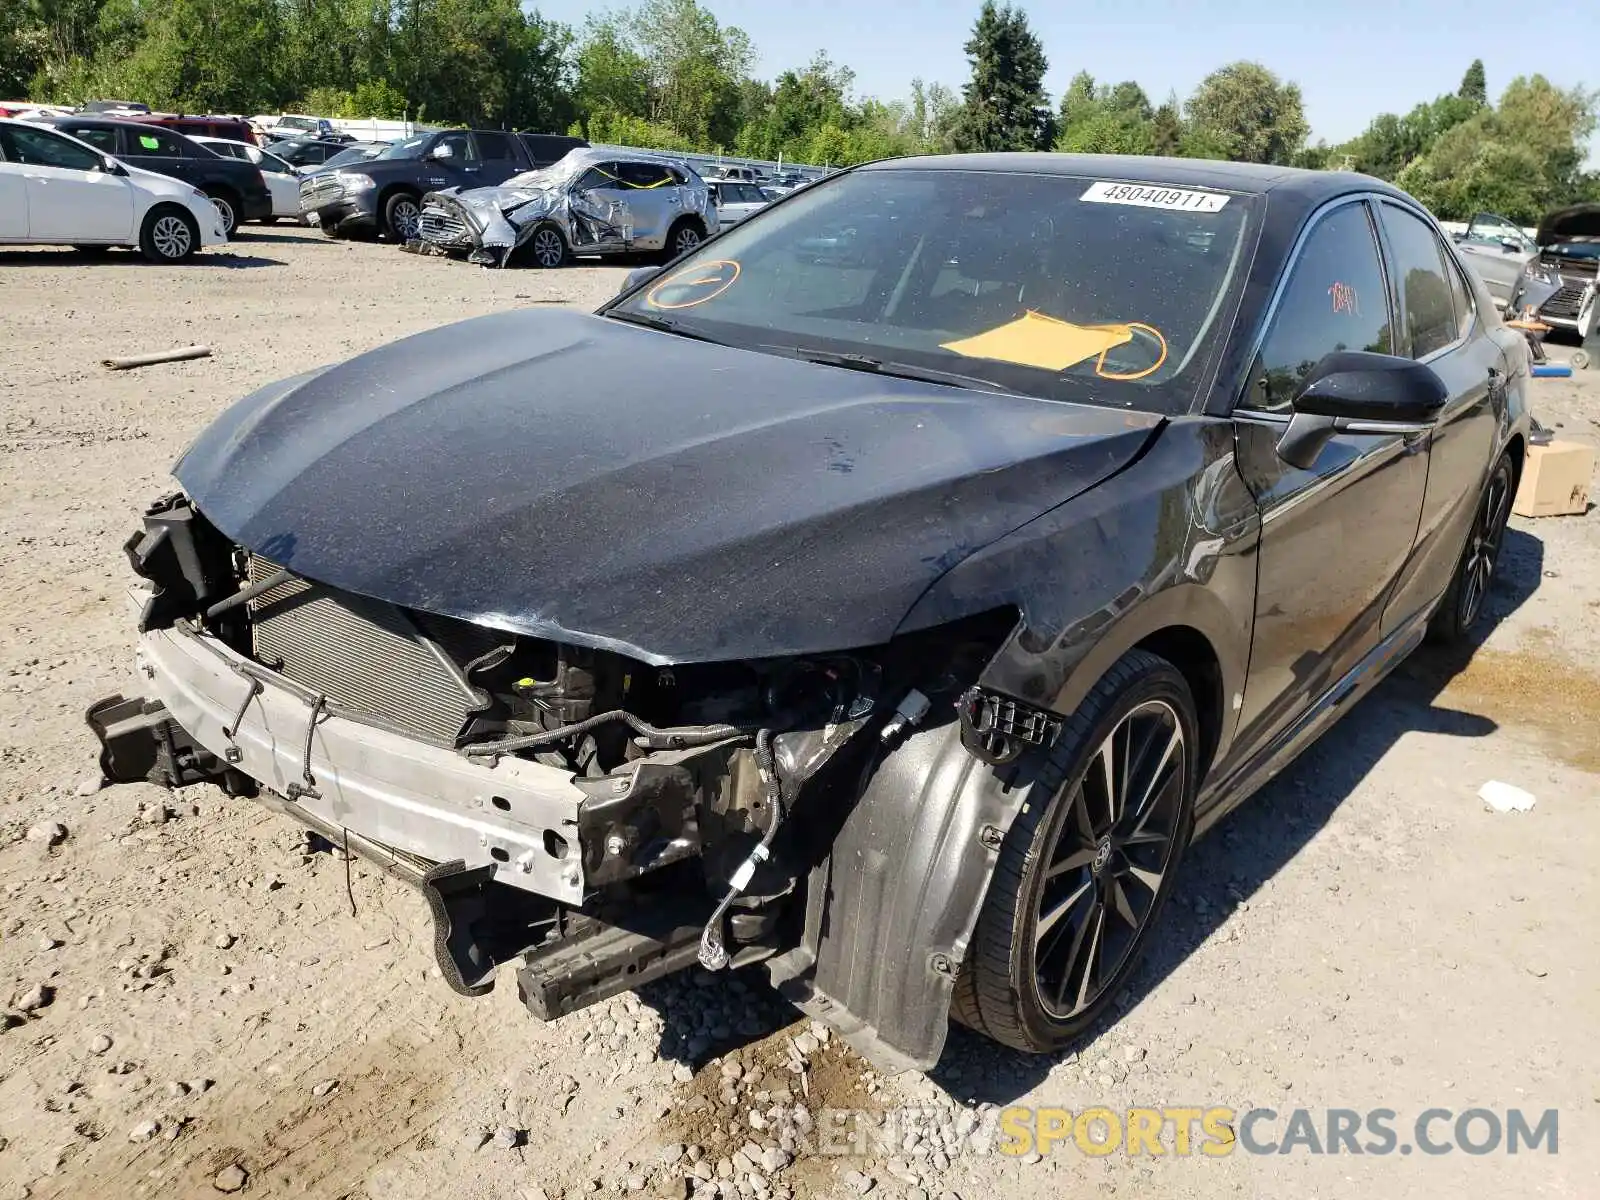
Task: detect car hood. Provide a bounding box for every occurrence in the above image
[1535,203,1600,246]
[175,309,1161,664]
[427,182,561,220]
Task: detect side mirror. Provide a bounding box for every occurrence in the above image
[1500,238,1524,254]
[1276,351,1448,470]
[620,265,661,294]
[102,157,127,176]
[431,143,455,161]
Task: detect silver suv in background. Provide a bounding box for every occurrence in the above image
[415,148,715,268]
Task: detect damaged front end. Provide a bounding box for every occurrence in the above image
[90,492,1026,1059]
[418,182,633,269]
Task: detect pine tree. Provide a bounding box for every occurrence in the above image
[1459,58,1487,107]
[948,1,1051,152]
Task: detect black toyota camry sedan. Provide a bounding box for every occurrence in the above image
[90,154,1528,1074]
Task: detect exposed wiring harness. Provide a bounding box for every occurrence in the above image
[461,709,746,759]
[698,728,783,971]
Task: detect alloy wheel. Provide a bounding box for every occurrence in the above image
[1459,459,1513,629]
[151,215,193,260]
[673,225,701,256]
[1032,699,1187,1019]
[391,199,420,240]
[531,228,564,268]
[209,196,236,236]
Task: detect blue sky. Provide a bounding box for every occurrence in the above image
[537,0,1598,150]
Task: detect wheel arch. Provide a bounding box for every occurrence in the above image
[1503,431,1525,491]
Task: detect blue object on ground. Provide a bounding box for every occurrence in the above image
[1531,364,1573,378]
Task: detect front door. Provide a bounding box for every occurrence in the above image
[4,124,133,242]
[429,132,479,188]
[1228,198,1430,761]
[0,150,28,238]
[1374,201,1504,630]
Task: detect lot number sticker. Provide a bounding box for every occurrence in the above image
[1081,181,1230,212]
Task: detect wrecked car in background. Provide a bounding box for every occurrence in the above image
[414,147,714,267]
[1507,203,1600,341]
[89,155,1527,1074]
[1450,210,1537,307]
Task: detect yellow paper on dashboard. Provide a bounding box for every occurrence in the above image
[941,310,1133,371]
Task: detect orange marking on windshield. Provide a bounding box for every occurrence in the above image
[646,259,741,310]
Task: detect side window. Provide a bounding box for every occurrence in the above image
[475,132,512,160]
[617,161,672,188]
[126,128,183,157]
[1378,204,1460,359]
[437,133,476,163]
[72,126,117,154]
[1247,202,1393,414]
[574,166,616,192]
[1442,247,1477,343]
[6,125,106,171]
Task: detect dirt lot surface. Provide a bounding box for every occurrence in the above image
[1,228,1597,1200]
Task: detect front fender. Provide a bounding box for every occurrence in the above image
[765,714,1034,1073]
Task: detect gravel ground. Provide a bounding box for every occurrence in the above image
[1,227,1597,1200]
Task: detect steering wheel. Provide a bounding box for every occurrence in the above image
[1096,322,1168,381]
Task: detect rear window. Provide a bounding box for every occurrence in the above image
[610,168,1259,412]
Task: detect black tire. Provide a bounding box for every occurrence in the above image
[261,215,279,225]
[382,191,422,242]
[205,190,239,239]
[138,205,199,263]
[952,649,1197,1053]
[1428,450,1516,644]
[522,222,568,269]
[660,218,705,264]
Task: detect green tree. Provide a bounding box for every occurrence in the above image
[948,1,1052,152]
[1459,57,1487,107]
[1149,97,1183,155]
[631,0,752,145]
[1185,61,1308,164]
[117,0,283,113]
[1057,69,1097,129]
[573,15,650,124]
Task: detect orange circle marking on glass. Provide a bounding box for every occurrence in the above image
[1096,322,1168,381]
[646,259,741,310]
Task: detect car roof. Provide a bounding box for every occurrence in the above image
[854,153,1427,242]
[34,113,184,132]
[863,151,1408,205]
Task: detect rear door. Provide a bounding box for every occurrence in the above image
[473,132,519,185]
[614,159,677,245]
[118,124,197,187]
[4,123,133,242]
[1374,201,1503,631]
[1229,197,1429,758]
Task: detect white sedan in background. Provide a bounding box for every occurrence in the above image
[0,118,225,261]
[192,136,310,224]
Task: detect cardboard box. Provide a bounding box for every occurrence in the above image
[1513,439,1594,517]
